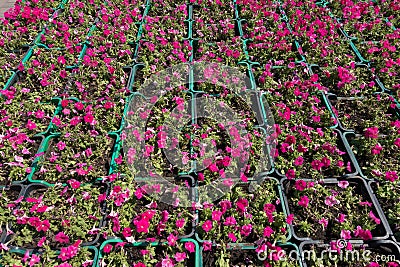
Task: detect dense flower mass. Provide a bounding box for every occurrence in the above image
[0,0,400,266]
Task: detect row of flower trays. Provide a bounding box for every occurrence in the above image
[3,239,400,266]
[0,175,400,265]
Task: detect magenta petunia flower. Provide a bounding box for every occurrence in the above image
[318,218,328,229]
[263,226,274,237]
[103,244,113,254]
[294,156,304,166]
[295,179,307,191]
[223,216,237,226]
[228,232,237,242]
[134,219,149,233]
[337,181,349,189]
[298,195,309,208]
[55,231,70,244]
[364,127,379,139]
[174,252,186,262]
[167,234,177,246]
[385,171,398,182]
[369,211,381,224]
[203,241,212,251]
[340,229,351,240]
[211,210,223,221]
[185,242,195,253]
[324,195,340,206]
[202,220,213,232]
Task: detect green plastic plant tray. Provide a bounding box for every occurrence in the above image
[0,245,98,267]
[194,176,292,244]
[27,132,119,187]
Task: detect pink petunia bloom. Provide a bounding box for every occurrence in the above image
[294,156,304,166]
[365,127,379,139]
[167,234,177,246]
[298,196,309,208]
[202,220,213,232]
[103,244,113,253]
[122,227,132,238]
[208,163,218,172]
[236,198,248,213]
[336,213,346,223]
[211,210,223,221]
[57,56,66,64]
[394,138,400,148]
[174,252,186,262]
[56,141,66,151]
[26,120,37,130]
[371,144,383,155]
[240,224,252,237]
[203,241,212,251]
[134,219,149,233]
[37,237,46,247]
[176,218,185,229]
[385,171,398,182]
[84,113,94,124]
[353,226,372,240]
[68,179,80,189]
[369,211,381,224]
[318,218,328,229]
[337,181,349,189]
[286,169,296,179]
[223,216,237,226]
[263,226,274,237]
[295,180,307,191]
[37,220,50,232]
[340,229,352,240]
[286,214,294,224]
[29,254,40,266]
[228,232,237,242]
[55,232,70,244]
[185,242,195,253]
[325,195,340,206]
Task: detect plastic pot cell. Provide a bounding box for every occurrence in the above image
[0,184,25,243]
[98,238,200,267]
[0,245,98,267]
[3,182,109,249]
[342,131,400,181]
[195,177,292,245]
[369,180,400,243]
[28,132,117,186]
[282,177,391,242]
[200,242,303,267]
[103,175,195,242]
[0,134,45,187]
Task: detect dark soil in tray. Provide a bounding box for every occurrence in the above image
[122,244,196,266]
